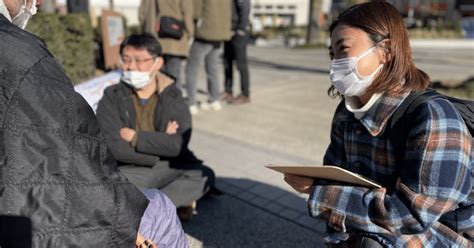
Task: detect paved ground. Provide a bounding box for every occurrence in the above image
[179,41,474,247]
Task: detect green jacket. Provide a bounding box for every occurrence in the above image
[194,0,232,41]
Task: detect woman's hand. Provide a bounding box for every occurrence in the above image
[284,174,314,194]
[120,127,136,142]
[136,233,156,248]
[166,120,179,134]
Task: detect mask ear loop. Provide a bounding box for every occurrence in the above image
[355,46,377,61]
[148,57,161,79]
[375,39,391,64]
[354,45,384,79]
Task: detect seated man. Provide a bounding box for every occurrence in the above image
[97,34,220,219]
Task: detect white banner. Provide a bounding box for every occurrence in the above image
[74,71,121,113]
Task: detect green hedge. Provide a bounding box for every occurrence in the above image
[27,13,95,85]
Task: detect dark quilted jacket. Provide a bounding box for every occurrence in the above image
[0,15,148,247]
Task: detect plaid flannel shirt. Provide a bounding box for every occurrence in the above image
[309,93,473,247]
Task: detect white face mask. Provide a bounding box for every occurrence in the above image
[329,46,383,97]
[11,0,37,29]
[0,0,13,21]
[122,71,152,89]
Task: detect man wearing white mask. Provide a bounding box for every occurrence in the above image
[0,0,150,247]
[96,34,221,221]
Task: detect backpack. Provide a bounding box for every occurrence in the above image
[389,88,474,162]
[388,89,474,233]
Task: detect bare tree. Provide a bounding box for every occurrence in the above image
[306,0,321,44]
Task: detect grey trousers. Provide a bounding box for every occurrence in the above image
[163,55,183,94]
[185,40,221,105]
[119,162,214,207]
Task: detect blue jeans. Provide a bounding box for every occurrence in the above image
[185,40,221,105]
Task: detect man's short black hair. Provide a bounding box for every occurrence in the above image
[119,34,163,57]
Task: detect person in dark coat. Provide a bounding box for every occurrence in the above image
[0,0,148,247]
[96,34,220,220]
[222,0,251,104]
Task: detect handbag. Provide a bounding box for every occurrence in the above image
[157,16,184,39]
[153,2,184,40]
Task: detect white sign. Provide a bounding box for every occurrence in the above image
[107,16,125,46]
[74,71,121,113]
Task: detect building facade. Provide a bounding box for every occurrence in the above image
[251,0,310,28]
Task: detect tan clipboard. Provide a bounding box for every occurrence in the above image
[266,165,382,188]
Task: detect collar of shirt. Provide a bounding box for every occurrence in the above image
[345,93,383,119]
[345,92,410,137]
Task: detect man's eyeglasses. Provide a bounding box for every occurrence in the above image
[120,56,155,69]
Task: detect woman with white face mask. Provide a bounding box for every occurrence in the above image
[284,1,473,247]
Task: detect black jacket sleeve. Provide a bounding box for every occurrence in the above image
[96,88,159,166]
[135,92,192,157]
[236,0,250,31]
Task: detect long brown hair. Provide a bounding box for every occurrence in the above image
[328,1,430,97]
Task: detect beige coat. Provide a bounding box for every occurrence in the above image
[194,0,232,41]
[139,0,194,57]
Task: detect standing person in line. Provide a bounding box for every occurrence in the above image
[0,0,149,246]
[222,0,251,104]
[139,0,194,96]
[284,2,473,247]
[185,0,232,115]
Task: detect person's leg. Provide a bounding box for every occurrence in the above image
[163,55,183,93]
[185,41,209,106]
[175,163,216,191]
[234,34,250,97]
[204,44,221,103]
[223,40,234,96]
[195,163,216,190]
[158,169,207,207]
[118,163,181,189]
